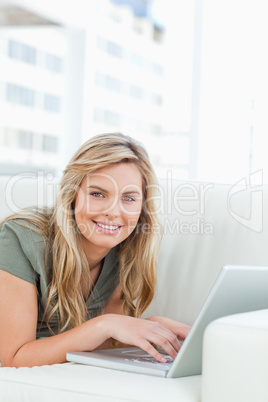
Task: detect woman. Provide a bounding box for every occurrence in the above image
[0,133,190,367]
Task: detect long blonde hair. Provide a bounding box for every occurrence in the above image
[3,133,162,333]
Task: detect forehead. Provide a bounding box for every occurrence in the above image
[81,163,143,190]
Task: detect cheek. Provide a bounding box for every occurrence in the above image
[121,198,143,216]
[123,207,142,230]
[75,194,101,217]
[74,190,86,215]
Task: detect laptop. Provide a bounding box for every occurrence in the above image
[67,265,268,378]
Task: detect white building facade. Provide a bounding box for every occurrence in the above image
[0,26,65,175]
[0,0,193,179]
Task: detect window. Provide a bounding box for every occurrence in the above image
[95,72,162,105]
[42,134,58,153]
[106,75,121,92]
[153,26,164,44]
[96,37,163,76]
[46,53,63,73]
[129,84,143,99]
[8,39,36,65]
[44,94,61,113]
[96,36,107,52]
[93,107,120,126]
[2,127,18,147]
[131,52,144,68]
[18,131,33,150]
[106,41,123,58]
[95,71,106,87]
[6,83,35,107]
[151,62,164,76]
[94,107,105,123]
[105,110,120,125]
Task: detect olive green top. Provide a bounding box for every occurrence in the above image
[0,220,119,338]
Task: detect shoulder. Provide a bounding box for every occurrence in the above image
[0,207,53,242]
[0,219,44,245]
[0,217,52,285]
[0,215,52,263]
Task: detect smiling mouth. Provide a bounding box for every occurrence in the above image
[94,221,122,231]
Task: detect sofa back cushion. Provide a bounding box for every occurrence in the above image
[145,177,268,324]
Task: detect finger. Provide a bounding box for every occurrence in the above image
[174,324,191,339]
[139,341,168,363]
[140,324,181,360]
[150,334,180,360]
[152,326,182,354]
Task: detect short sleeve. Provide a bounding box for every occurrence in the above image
[0,221,36,285]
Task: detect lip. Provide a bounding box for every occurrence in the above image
[93,220,123,234]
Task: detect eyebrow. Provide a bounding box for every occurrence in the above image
[122,191,141,195]
[87,185,141,195]
[87,185,107,192]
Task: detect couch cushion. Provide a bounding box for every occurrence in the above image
[145,178,268,325]
[0,363,201,402]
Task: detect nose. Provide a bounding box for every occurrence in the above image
[104,198,121,219]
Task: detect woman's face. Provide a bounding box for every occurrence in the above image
[74,163,143,255]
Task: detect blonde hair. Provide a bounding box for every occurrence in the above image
[3,133,162,333]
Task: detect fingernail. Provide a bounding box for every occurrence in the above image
[161,356,167,363]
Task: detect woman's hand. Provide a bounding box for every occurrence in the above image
[102,314,182,363]
[146,316,191,341]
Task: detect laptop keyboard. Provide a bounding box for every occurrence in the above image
[120,349,174,367]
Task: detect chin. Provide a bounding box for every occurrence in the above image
[89,234,124,250]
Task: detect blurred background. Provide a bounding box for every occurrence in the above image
[0,0,267,184]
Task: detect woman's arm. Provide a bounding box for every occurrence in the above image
[98,285,191,346]
[0,272,181,367]
[0,270,110,367]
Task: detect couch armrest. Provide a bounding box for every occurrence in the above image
[201,309,268,402]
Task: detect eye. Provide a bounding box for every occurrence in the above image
[91,192,104,198]
[122,196,135,202]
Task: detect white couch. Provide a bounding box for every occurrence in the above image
[0,172,268,402]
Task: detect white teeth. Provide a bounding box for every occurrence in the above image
[96,222,119,230]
